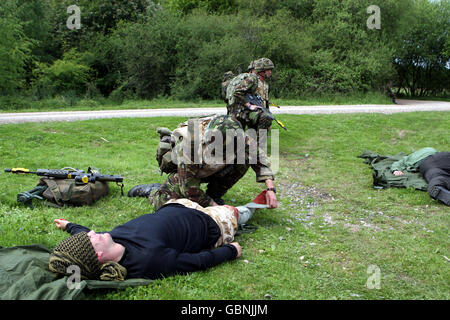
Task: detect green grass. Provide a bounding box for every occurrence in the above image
[0,91,396,113]
[0,111,449,300]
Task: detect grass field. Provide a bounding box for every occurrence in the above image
[0,91,394,113]
[0,111,449,300]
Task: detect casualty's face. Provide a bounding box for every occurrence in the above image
[87,230,114,258]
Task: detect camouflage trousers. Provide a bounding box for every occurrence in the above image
[148,164,250,209]
[162,198,238,248]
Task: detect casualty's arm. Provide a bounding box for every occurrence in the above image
[391,156,407,173]
[54,219,70,230]
[161,244,240,275]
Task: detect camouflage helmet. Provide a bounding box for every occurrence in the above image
[248,58,275,73]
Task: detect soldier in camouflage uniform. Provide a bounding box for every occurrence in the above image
[248,58,272,108]
[384,81,398,104]
[129,114,277,210]
[224,57,278,208]
[226,58,275,129]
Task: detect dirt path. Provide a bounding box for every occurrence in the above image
[0,99,449,124]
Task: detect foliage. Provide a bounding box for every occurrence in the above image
[0,0,33,94]
[165,0,238,14]
[0,0,448,101]
[394,0,450,96]
[32,50,93,98]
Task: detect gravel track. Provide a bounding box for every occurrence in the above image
[1,99,449,125]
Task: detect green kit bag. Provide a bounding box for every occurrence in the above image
[155,127,177,175]
[37,177,109,207]
[17,167,111,208]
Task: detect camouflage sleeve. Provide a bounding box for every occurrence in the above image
[227,73,258,106]
[250,157,275,182]
[245,134,275,182]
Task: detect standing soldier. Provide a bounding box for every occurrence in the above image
[247,58,273,109]
[385,81,398,104]
[225,58,275,130]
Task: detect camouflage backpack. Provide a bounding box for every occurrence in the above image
[221,71,235,103]
[17,167,110,208]
[155,127,177,174]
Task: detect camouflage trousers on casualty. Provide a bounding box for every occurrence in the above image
[148,164,250,210]
[162,198,238,247]
[167,198,237,247]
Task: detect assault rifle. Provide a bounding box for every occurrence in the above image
[5,167,124,194]
[245,94,287,131]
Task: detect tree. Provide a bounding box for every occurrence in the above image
[394,0,450,96]
[0,0,33,94]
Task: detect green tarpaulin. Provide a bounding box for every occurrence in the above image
[359,150,428,191]
[0,245,153,300]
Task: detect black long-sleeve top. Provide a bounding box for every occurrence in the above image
[65,203,238,279]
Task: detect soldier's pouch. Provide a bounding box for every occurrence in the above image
[37,177,109,207]
[156,131,177,175]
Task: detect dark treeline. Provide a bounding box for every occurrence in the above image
[0,0,448,107]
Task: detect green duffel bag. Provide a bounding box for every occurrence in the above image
[37,177,109,207]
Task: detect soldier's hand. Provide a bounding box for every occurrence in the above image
[245,102,261,111]
[393,170,404,176]
[265,191,278,209]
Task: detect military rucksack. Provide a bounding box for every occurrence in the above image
[221,71,235,103]
[155,127,177,174]
[17,167,110,208]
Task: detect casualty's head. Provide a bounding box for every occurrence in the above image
[48,231,127,281]
[49,231,101,279]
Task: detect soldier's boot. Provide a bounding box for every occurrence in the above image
[429,185,450,206]
[128,183,162,198]
[213,198,225,205]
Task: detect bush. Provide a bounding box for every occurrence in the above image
[32,56,92,98]
[0,0,33,95]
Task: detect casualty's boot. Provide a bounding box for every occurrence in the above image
[127,183,162,198]
[429,185,450,206]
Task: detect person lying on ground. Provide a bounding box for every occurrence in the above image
[391,147,439,176]
[391,147,449,206]
[49,199,242,281]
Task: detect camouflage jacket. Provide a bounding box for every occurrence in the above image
[255,77,270,108]
[171,115,274,206]
[226,72,271,116]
